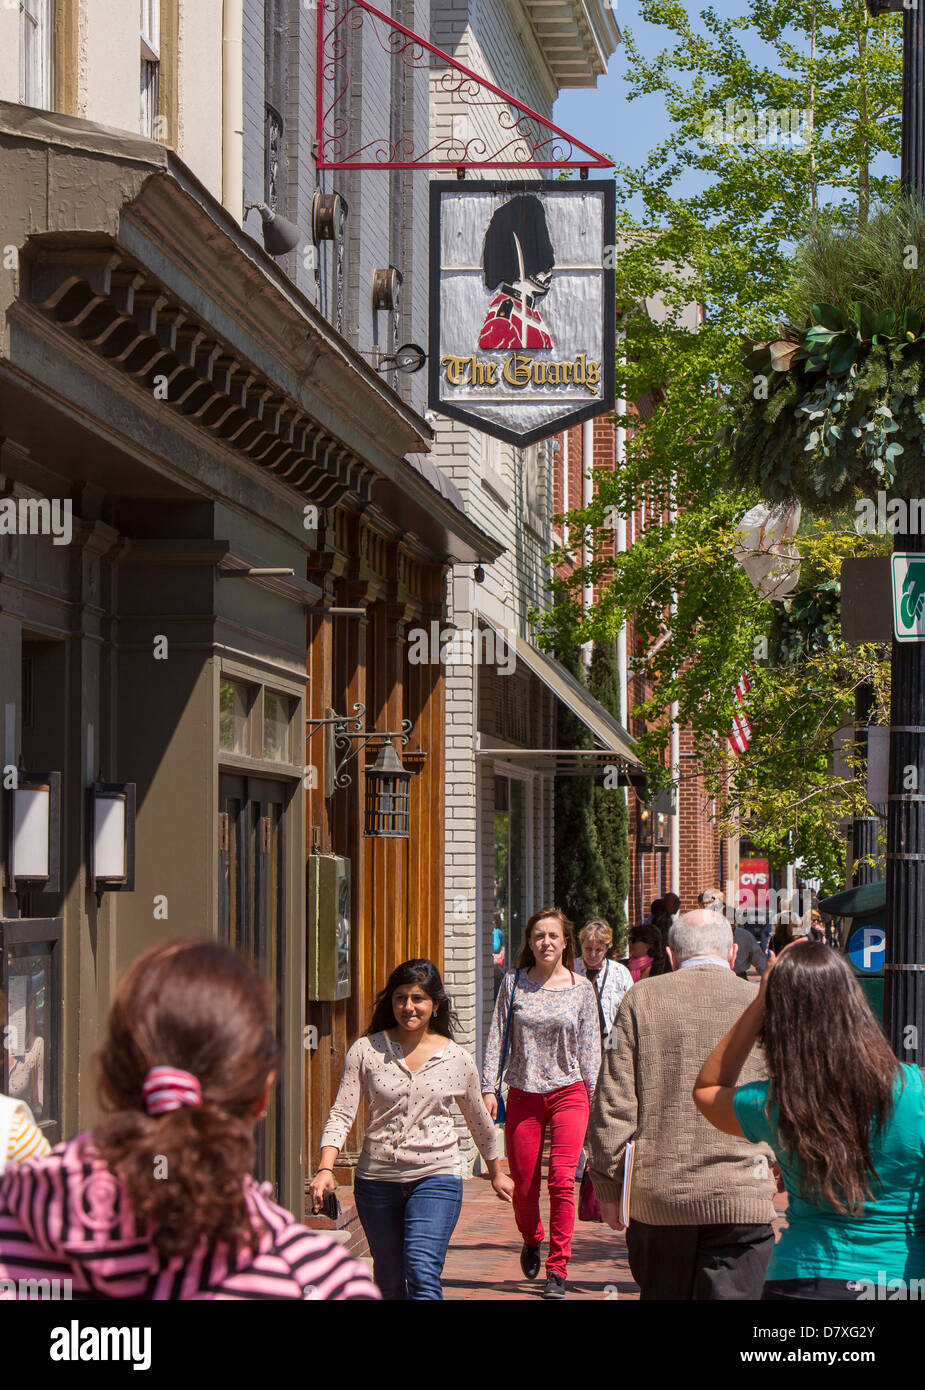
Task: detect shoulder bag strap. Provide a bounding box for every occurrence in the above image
[497,969,520,1084]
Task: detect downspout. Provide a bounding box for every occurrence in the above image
[222,0,244,223]
[670,471,680,900]
[615,350,630,925]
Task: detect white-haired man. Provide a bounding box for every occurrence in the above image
[586,910,777,1300]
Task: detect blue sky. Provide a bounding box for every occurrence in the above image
[552,1,900,209]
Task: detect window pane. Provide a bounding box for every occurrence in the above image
[263,690,292,762]
[20,0,53,110]
[219,679,251,754]
[5,946,53,1123]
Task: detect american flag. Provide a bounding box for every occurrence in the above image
[728,672,752,755]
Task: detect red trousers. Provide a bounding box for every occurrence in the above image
[505,1082,589,1278]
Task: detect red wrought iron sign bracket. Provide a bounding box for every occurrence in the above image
[315,0,613,173]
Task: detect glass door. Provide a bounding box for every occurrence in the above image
[218,774,288,1194]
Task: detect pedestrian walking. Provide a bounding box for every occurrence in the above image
[693,940,925,1301]
[770,910,797,955]
[481,907,601,1300]
[625,922,671,982]
[0,1094,49,1174]
[311,959,513,1301]
[732,916,767,979]
[0,940,377,1300]
[574,919,633,1043]
[587,910,777,1300]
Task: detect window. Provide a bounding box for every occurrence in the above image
[140,0,160,139]
[263,690,294,762]
[219,677,296,764]
[219,679,254,755]
[20,0,54,110]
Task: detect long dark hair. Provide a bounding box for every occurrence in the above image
[515,907,576,970]
[629,922,671,976]
[367,959,456,1039]
[94,940,279,1261]
[761,944,901,1214]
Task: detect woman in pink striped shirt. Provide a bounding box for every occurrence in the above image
[0,940,377,1301]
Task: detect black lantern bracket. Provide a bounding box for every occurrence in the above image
[306,704,414,798]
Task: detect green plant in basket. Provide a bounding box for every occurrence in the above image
[722,198,925,507]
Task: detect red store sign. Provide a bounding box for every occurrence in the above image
[738,859,770,910]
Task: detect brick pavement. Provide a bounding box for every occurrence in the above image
[442,1165,639,1301]
[441,1164,789,1302]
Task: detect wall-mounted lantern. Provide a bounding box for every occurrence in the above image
[90,780,136,907]
[306,705,418,839]
[636,800,653,853]
[364,741,412,839]
[8,770,61,896]
[312,190,348,244]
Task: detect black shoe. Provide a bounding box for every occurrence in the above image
[542,1272,566,1299]
[520,1242,542,1280]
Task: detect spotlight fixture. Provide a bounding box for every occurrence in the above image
[245,202,302,256]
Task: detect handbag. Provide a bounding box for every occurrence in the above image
[494,968,521,1124]
[578,1169,602,1223]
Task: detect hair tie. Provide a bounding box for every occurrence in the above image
[142,1066,202,1116]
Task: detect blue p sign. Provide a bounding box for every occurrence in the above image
[847,926,886,973]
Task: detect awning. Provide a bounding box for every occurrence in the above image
[476,620,644,782]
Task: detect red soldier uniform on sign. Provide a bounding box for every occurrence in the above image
[478,194,556,353]
[479,290,554,350]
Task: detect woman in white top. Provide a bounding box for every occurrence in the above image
[573,920,633,1042]
[309,959,513,1300]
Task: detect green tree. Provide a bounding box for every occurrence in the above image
[534,0,901,889]
[553,647,612,928]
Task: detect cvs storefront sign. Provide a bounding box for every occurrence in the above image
[738,859,770,912]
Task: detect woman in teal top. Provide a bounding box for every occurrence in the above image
[693,940,925,1300]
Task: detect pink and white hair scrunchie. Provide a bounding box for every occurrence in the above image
[142,1066,203,1116]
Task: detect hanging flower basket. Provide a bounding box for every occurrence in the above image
[720,200,925,508]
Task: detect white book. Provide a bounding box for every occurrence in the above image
[621,1141,635,1227]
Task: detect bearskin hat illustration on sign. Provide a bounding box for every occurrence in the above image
[479,195,555,351]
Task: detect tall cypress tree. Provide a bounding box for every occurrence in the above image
[553,647,611,929]
[589,641,631,949]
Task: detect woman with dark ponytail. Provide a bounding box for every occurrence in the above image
[0,940,377,1300]
[311,958,514,1300]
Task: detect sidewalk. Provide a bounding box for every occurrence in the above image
[442,1166,639,1301]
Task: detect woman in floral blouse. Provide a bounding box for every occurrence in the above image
[482,907,601,1300]
[310,959,513,1300]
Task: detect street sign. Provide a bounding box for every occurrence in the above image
[890,553,925,641]
[847,925,886,973]
[428,181,616,446]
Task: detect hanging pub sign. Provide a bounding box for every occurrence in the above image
[428,181,616,446]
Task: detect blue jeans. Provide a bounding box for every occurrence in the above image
[354,1174,463,1300]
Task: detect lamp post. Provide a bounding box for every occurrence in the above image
[866,0,925,1055]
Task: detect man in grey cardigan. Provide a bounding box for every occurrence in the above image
[587,910,777,1300]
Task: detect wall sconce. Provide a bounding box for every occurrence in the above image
[244,202,302,256]
[306,705,417,837]
[372,266,402,313]
[364,741,412,839]
[8,770,61,895]
[652,789,673,850]
[636,801,653,853]
[90,780,136,907]
[312,190,348,244]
